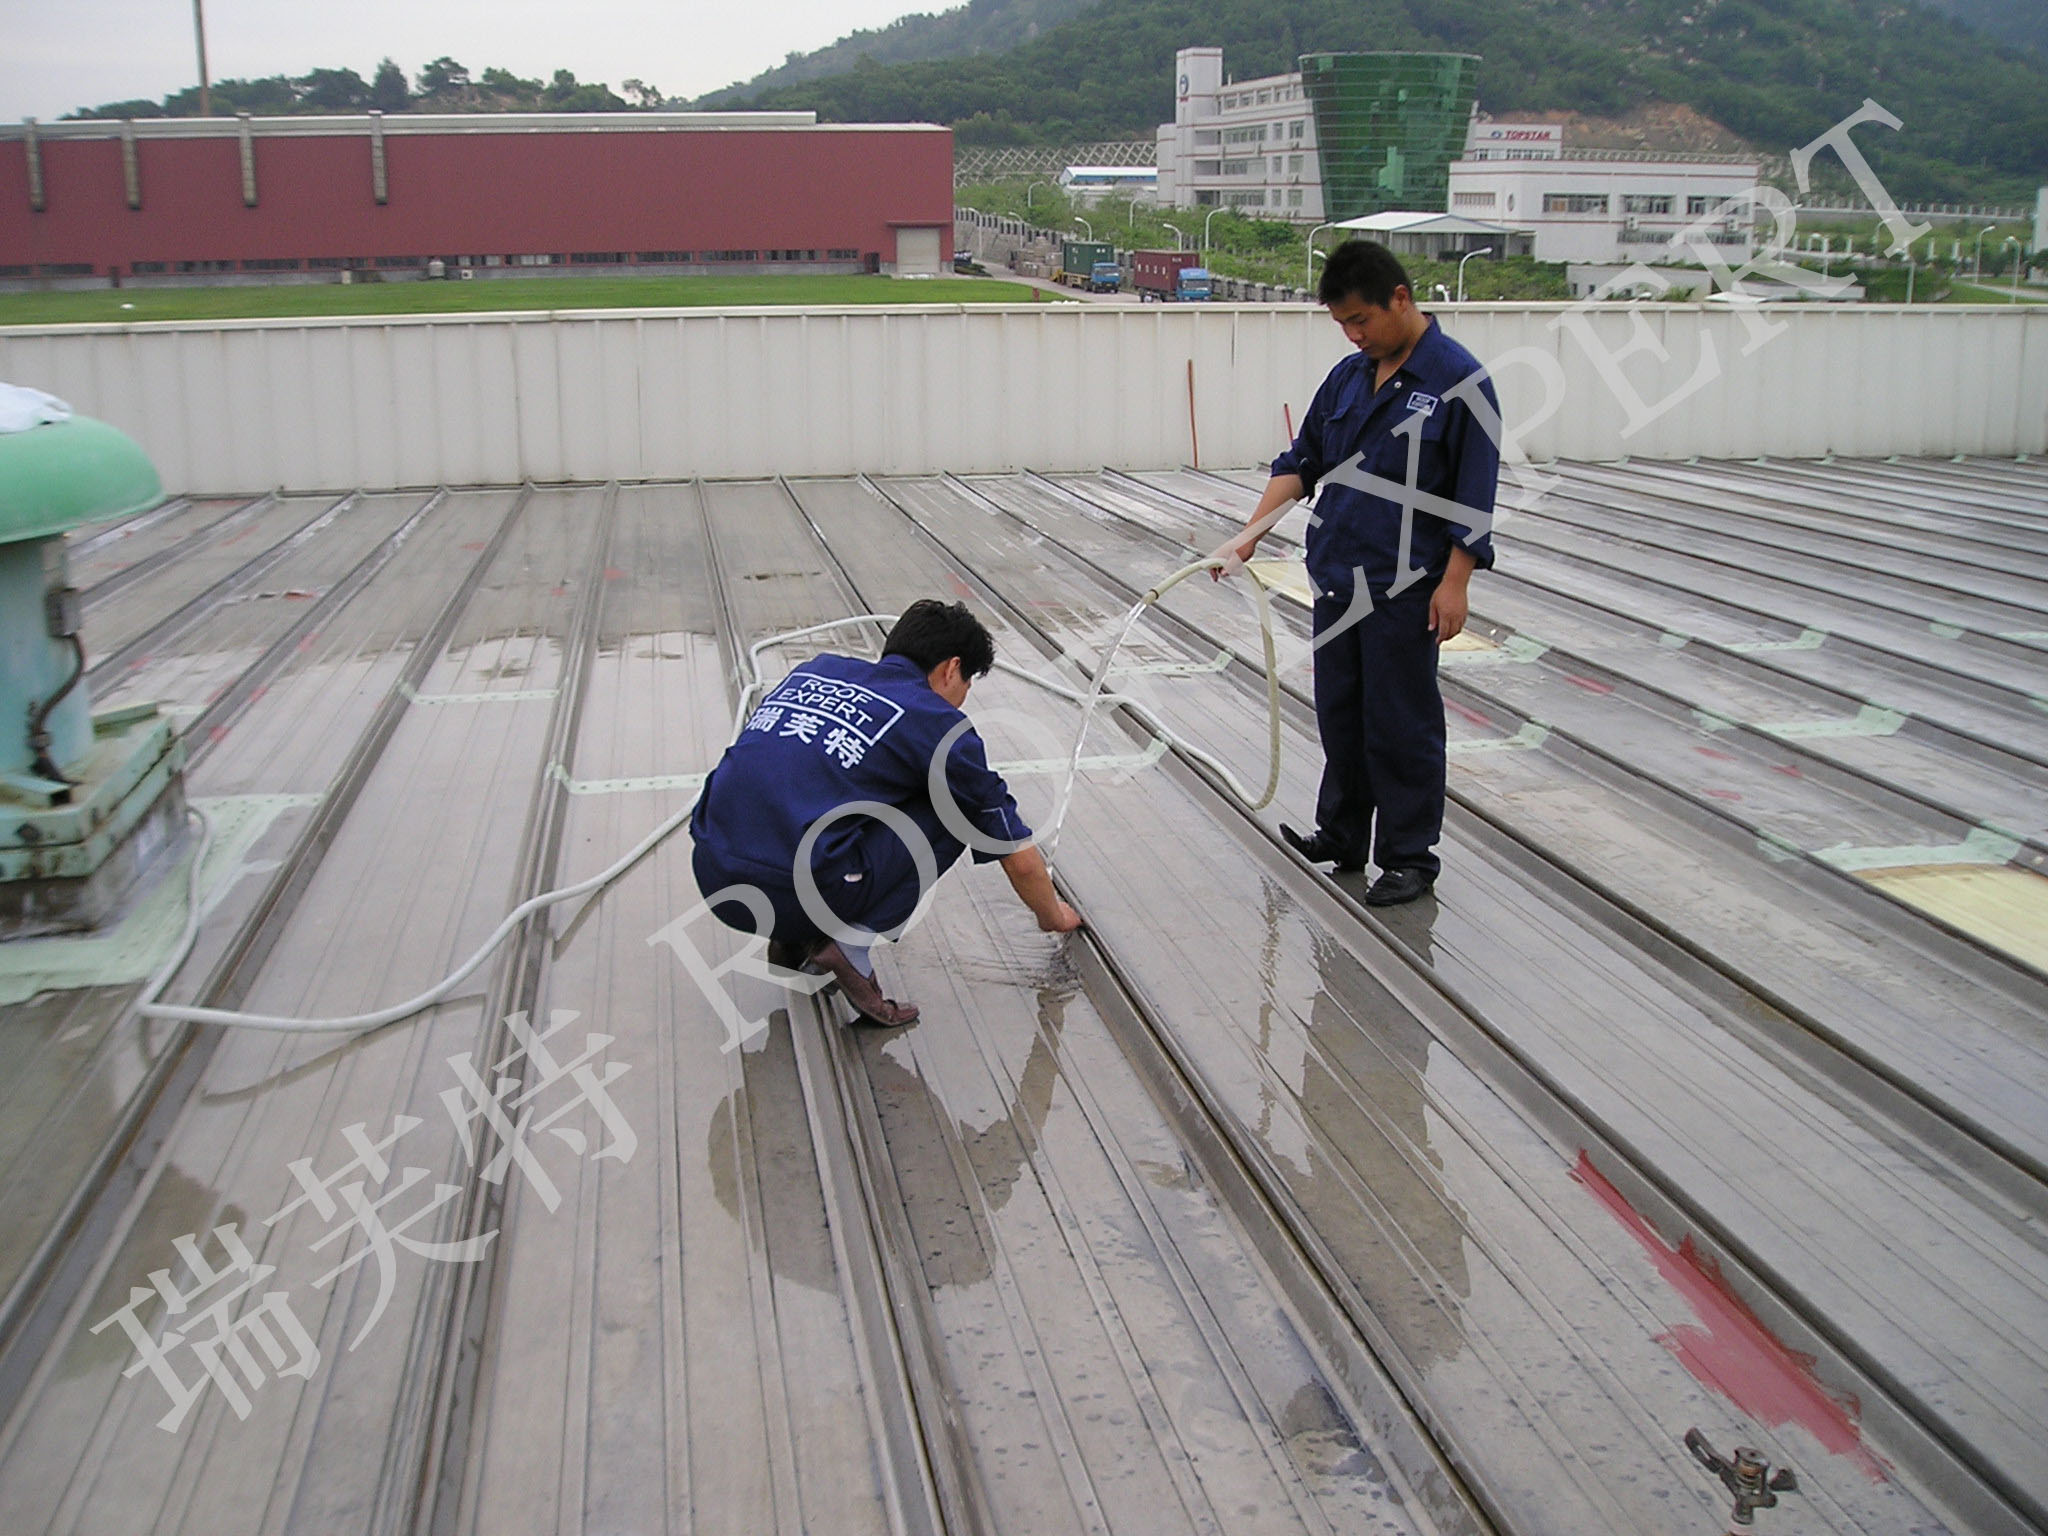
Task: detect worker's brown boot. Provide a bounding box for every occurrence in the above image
[811,941,919,1027]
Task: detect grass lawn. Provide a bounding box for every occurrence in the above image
[0,273,1043,326]
[1942,278,2047,304]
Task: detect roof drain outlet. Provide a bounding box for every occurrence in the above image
[1685,1428,1798,1532]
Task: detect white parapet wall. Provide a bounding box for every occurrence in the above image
[2,302,2043,492]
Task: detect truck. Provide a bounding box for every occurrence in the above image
[1131,250,1212,302]
[1058,239,1122,292]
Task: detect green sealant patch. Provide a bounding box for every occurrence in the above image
[1762,705,1907,740]
[1726,628,1829,653]
[1814,825,2022,874]
[0,793,317,1005]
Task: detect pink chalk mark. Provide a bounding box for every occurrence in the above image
[1446,700,1493,728]
[1573,1152,1888,1482]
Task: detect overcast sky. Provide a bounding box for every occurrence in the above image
[2,0,925,120]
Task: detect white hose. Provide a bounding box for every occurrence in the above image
[133,557,1290,1034]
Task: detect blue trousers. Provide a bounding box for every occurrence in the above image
[693,797,969,947]
[1310,585,1446,878]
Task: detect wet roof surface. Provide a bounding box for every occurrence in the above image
[1,456,2044,1536]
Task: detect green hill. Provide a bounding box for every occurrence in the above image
[729,0,2048,201]
[694,0,1106,106]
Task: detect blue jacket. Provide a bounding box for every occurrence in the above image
[691,652,1032,889]
[1272,316,1500,605]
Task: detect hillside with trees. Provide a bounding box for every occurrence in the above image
[696,0,1105,106]
[729,0,2048,201]
[64,58,654,120]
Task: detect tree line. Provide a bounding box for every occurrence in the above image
[65,58,667,121]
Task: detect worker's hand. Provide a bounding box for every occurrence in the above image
[1428,578,1469,643]
[1212,534,1260,579]
[1039,900,1084,934]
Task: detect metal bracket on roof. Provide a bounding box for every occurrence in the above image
[1685,1429,1797,1530]
[546,763,706,796]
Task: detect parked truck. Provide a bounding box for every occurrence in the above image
[1058,239,1122,292]
[1131,250,1212,301]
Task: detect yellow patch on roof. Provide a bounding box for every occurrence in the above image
[1857,864,2048,972]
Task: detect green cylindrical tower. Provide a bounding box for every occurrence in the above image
[1302,52,1482,222]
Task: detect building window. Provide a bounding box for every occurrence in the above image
[1687,195,1729,217]
[1288,154,1304,173]
[241,258,301,271]
[1195,160,1221,176]
[827,248,860,260]
[175,260,236,274]
[571,252,627,265]
[512,253,558,266]
[765,249,818,262]
[1543,193,1609,214]
[1287,188,1304,207]
[1195,130,1220,146]
[1290,121,1304,140]
[38,263,94,276]
[1224,190,1265,207]
[637,251,690,263]
[1621,194,1673,215]
[129,261,167,275]
[701,250,759,262]
[377,255,426,267]
[1453,191,1497,208]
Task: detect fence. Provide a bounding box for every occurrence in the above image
[2,303,2042,492]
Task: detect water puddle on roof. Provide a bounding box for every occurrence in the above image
[1573,1152,1888,1482]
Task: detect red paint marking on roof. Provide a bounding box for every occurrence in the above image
[1567,674,1615,695]
[1446,700,1493,728]
[1695,746,1737,761]
[948,572,976,600]
[1573,1152,1888,1481]
[247,685,267,705]
[551,584,569,597]
[459,541,488,551]
[208,725,230,744]
[604,567,627,580]
[297,634,317,651]
[1706,788,1744,801]
[1773,763,1804,778]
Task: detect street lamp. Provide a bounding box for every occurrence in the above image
[1163,222,1186,253]
[2005,235,2025,302]
[1202,206,1224,266]
[1973,224,1997,284]
[1025,181,1047,210]
[1455,245,1494,304]
[1305,221,1337,291]
[1073,215,1093,239]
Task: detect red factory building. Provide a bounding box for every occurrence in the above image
[0,112,954,286]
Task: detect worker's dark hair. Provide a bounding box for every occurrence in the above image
[1318,240,1412,308]
[884,599,996,679]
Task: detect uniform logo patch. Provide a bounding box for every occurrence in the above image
[762,672,904,745]
[1405,391,1440,417]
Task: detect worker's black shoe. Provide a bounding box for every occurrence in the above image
[1365,868,1435,907]
[765,938,814,973]
[1281,823,1365,873]
[812,941,920,1027]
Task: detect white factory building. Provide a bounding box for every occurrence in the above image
[1155,48,1326,219]
[1448,123,1759,264]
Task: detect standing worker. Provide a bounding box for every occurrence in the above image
[690,600,1082,1026]
[1223,240,1499,906]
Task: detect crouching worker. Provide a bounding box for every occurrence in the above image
[689,599,1083,1026]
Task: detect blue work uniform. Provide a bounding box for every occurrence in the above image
[1271,315,1500,877]
[690,652,1032,946]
